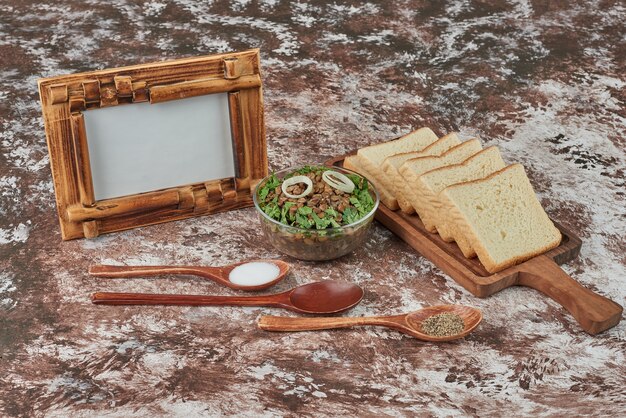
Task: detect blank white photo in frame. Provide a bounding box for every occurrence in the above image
[83,93,235,201]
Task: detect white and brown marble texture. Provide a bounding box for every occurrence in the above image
[1,1,625,417]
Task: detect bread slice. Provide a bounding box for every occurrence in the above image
[344,155,398,210]
[399,139,483,220]
[440,164,561,273]
[382,133,461,214]
[356,127,438,209]
[417,147,506,258]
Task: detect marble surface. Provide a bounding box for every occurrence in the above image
[1,1,625,416]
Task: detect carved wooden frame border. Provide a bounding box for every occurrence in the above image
[38,49,267,240]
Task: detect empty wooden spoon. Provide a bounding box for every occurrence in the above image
[89,259,290,291]
[258,304,482,342]
[91,280,364,314]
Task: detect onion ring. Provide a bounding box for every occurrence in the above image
[281,175,313,199]
[322,170,355,194]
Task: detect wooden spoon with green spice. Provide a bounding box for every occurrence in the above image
[258,304,482,342]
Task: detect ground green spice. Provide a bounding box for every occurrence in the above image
[421,312,464,337]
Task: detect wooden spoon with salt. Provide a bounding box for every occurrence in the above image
[258,304,482,342]
[89,259,290,291]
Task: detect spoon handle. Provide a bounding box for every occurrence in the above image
[89,265,219,279]
[258,315,401,332]
[91,292,285,307]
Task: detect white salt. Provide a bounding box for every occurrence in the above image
[228,262,281,286]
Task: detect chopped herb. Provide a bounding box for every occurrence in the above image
[297,206,313,215]
[258,173,279,202]
[329,218,341,228]
[295,212,314,229]
[263,202,280,219]
[280,202,295,224]
[311,212,330,229]
[342,206,359,225]
[325,207,339,218]
[347,173,363,188]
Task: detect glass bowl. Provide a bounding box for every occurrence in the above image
[253,165,380,261]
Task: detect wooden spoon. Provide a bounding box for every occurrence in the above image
[89,259,290,291]
[91,280,364,314]
[258,304,482,342]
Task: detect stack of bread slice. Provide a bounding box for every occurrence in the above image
[345,127,438,210]
[383,133,461,213]
[345,128,561,273]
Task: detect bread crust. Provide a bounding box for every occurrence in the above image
[382,161,416,214]
[344,155,399,210]
[399,139,482,225]
[356,155,400,210]
[382,133,461,214]
[420,146,505,234]
[437,190,478,257]
[356,127,438,211]
[441,164,561,273]
[356,127,436,161]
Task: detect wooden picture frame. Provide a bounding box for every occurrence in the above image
[38,49,267,240]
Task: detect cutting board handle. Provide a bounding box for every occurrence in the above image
[518,255,622,335]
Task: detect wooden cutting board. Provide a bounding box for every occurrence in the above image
[327,155,623,335]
